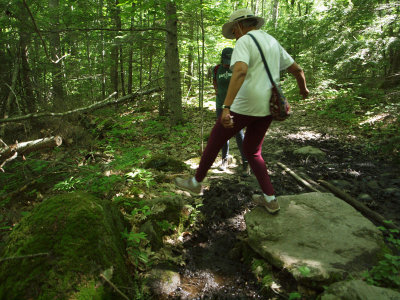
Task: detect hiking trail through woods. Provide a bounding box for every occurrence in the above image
[168,102,400,299]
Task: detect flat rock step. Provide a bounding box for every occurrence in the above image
[245,192,385,288]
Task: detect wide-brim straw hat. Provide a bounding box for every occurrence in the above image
[222,8,265,39]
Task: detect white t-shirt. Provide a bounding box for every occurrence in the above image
[230,30,294,116]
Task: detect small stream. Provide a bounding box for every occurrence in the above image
[169,178,271,299]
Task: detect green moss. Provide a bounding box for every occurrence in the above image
[143,154,187,172]
[0,192,133,299]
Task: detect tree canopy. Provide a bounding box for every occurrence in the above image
[0,0,399,149]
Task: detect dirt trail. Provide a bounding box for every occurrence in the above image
[169,103,400,299]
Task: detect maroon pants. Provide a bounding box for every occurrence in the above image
[195,111,275,196]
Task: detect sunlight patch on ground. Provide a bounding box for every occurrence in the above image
[203,99,217,111]
[285,130,323,141]
[184,156,238,175]
[183,95,216,112]
[185,157,201,169]
[359,113,390,126]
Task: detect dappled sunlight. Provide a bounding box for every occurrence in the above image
[359,113,390,126]
[184,157,201,169]
[285,130,323,141]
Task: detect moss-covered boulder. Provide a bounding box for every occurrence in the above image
[0,192,134,299]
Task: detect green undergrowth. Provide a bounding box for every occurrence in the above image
[286,79,400,162]
[363,221,400,290]
[1,102,210,298]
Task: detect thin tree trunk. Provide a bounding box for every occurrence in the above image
[100,0,106,98]
[139,8,143,90]
[49,0,65,111]
[86,33,95,101]
[2,53,20,124]
[164,1,182,125]
[128,3,135,95]
[119,47,126,96]
[110,0,120,98]
[18,0,35,114]
[272,0,279,29]
[199,0,205,150]
[187,17,194,94]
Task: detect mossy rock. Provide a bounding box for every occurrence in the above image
[146,196,186,226]
[144,154,187,172]
[0,192,135,299]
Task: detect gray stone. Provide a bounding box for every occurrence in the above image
[294,146,326,158]
[148,269,181,296]
[245,192,384,288]
[320,280,400,300]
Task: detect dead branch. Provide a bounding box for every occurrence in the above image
[0,136,62,170]
[0,152,18,172]
[100,273,130,300]
[0,139,7,148]
[319,180,400,231]
[0,87,162,124]
[22,0,52,63]
[277,162,320,192]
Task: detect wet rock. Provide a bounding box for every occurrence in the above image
[148,268,181,296]
[293,146,326,159]
[245,192,384,288]
[320,280,400,300]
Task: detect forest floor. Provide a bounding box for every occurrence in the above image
[1,93,399,299]
[165,97,400,299]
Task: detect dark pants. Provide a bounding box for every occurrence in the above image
[216,107,246,163]
[195,111,275,196]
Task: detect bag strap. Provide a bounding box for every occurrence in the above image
[247,33,277,88]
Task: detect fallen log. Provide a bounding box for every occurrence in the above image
[0,87,161,124]
[277,162,320,192]
[318,180,400,231]
[0,136,62,171]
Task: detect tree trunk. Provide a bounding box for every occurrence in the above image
[99,0,106,98]
[164,1,182,125]
[128,3,135,95]
[0,87,161,124]
[119,47,126,96]
[49,0,65,111]
[110,0,120,98]
[2,53,20,127]
[272,0,279,29]
[17,1,35,114]
[186,17,194,94]
[139,8,143,90]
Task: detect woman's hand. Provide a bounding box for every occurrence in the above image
[221,108,234,128]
